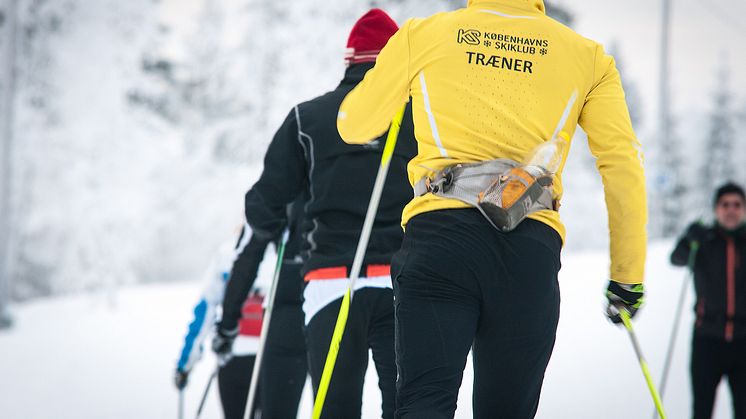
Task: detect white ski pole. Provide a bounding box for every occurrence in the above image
[195,368,218,419]
[178,388,184,419]
[653,242,699,419]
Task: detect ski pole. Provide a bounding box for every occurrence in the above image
[311,103,407,419]
[178,388,184,419]
[653,241,699,419]
[244,229,290,418]
[195,368,218,419]
[619,309,667,419]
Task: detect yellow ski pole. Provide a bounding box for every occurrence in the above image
[619,309,667,419]
[311,103,407,419]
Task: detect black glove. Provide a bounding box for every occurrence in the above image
[605,280,645,324]
[174,369,189,390]
[685,222,708,244]
[211,326,238,362]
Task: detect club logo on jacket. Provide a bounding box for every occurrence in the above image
[465,51,534,74]
[457,29,481,45]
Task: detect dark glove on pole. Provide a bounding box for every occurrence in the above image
[174,368,189,390]
[211,326,238,365]
[606,280,645,324]
[685,222,707,244]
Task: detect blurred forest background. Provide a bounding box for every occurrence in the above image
[0,0,744,304]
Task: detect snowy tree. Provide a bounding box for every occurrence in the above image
[0,0,19,326]
[125,0,272,284]
[646,109,687,238]
[657,118,687,236]
[736,101,746,184]
[129,1,255,161]
[699,61,736,204]
[11,0,69,298]
[608,42,643,130]
[647,98,688,236]
[9,0,171,299]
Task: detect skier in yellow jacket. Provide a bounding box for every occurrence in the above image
[338,1,648,418]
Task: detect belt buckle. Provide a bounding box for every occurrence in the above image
[429,168,454,194]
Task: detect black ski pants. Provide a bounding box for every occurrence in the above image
[691,335,746,419]
[218,355,260,419]
[306,287,397,419]
[391,209,562,419]
[260,262,308,419]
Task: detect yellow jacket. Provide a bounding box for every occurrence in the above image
[337,0,647,284]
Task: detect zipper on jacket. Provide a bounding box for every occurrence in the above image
[725,236,736,342]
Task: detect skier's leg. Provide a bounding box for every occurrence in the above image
[471,219,561,419]
[726,339,746,419]
[691,336,723,419]
[217,355,256,419]
[391,210,482,419]
[306,293,368,419]
[260,303,308,418]
[368,287,397,419]
[260,263,308,419]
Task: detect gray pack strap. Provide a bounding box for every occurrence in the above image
[413,178,430,197]
[413,158,519,201]
[412,158,558,232]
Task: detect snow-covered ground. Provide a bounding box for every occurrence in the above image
[0,242,734,419]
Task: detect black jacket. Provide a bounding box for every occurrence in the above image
[671,223,746,341]
[244,62,416,275]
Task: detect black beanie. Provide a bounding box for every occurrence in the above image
[714,182,746,206]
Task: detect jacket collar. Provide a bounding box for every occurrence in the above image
[715,223,746,239]
[467,0,545,14]
[340,62,375,86]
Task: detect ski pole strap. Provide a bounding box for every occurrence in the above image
[413,158,557,232]
[413,158,518,197]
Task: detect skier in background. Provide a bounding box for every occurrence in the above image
[174,225,264,419]
[213,200,309,419]
[671,182,746,419]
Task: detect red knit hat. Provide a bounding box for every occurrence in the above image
[345,9,399,66]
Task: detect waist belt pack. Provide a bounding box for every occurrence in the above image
[413,158,559,232]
